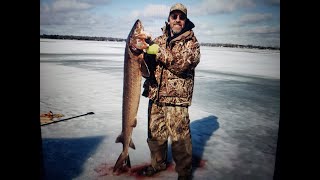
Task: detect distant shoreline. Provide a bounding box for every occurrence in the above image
[40,34,280,51]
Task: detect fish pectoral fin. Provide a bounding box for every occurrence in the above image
[129,138,136,149]
[132,118,137,127]
[115,134,123,143]
[141,59,150,78]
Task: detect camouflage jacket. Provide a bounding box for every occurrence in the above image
[143,20,200,106]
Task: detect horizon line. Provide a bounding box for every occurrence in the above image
[40,34,280,50]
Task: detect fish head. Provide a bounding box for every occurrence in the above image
[128,19,151,53]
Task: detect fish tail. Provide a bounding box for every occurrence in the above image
[113,152,131,172]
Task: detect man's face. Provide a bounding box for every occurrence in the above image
[169,11,186,35]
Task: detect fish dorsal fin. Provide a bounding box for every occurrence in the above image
[141,59,150,78]
[129,138,136,149]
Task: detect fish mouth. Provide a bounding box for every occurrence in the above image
[134,19,143,29]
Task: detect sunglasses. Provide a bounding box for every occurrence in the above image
[170,14,186,21]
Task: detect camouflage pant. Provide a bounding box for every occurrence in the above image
[148,100,191,141]
[147,100,192,176]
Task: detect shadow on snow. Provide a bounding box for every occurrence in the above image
[167,115,219,172]
[41,135,105,180]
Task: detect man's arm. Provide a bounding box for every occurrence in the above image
[155,36,200,76]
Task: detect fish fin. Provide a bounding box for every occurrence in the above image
[132,118,137,127]
[141,59,150,78]
[113,151,131,172]
[115,134,123,143]
[127,154,131,168]
[129,138,136,149]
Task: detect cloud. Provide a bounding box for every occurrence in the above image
[239,13,273,24]
[194,19,279,47]
[40,0,280,47]
[195,23,216,36]
[239,28,280,47]
[41,0,112,13]
[50,0,92,12]
[41,10,95,25]
[191,0,256,16]
[40,0,113,26]
[123,4,171,38]
[40,0,92,25]
[266,0,280,6]
[130,4,170,19]
[246,26,280,34]
[81,0,112,4]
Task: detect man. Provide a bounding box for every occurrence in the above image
[134,3,200,180]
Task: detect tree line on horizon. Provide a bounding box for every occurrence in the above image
[40,34,280,50]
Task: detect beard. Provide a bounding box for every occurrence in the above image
[172,29,181,35]
[171,24,183,35]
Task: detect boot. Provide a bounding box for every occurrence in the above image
[140,139,168,176]
[171,138,192,178]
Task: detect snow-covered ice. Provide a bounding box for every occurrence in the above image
[40,39,280,180]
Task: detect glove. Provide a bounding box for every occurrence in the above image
[146,44,159,55]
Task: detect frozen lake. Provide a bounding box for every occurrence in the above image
[40,39,280,180]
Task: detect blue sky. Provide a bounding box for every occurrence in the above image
[40,0,280,47]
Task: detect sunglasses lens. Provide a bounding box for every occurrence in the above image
[171,14,186,20]
[172,14,178,19]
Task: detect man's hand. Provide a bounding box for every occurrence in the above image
[130,31,151,51]
[146,44,159,55]
[131,38,149,50]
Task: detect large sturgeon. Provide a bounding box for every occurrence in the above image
[113,19,150,173]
